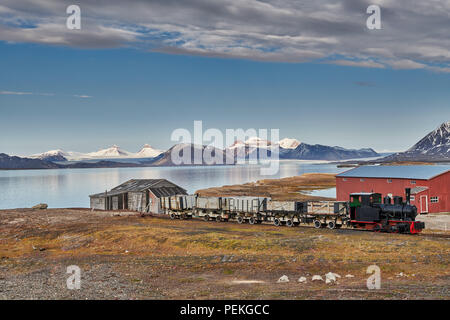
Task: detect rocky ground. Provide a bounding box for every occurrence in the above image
[0,208,449,300]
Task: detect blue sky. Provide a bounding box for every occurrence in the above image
[1,1,450,155]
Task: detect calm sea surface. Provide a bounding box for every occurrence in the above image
[0,161,346,209]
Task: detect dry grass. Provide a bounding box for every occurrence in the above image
[196,173,336,201]
[0,208,449,299]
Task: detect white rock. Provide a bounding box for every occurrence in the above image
[345,274,355,278]
[312,275,323,281]
[298,277,307,283]
[277,275,289,283]
[325,272,337,283]
[396,272,405,277]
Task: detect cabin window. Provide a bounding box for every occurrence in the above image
[411,180,416,184]
[360,178,365,182]
[410,196,415,201]
[343,178,347,181]
[387,179,392,183]
[431,197,439,203]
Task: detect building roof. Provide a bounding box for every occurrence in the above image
[90,179,187,198]
[337,165,450,180]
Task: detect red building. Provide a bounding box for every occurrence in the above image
[336,165,450,214]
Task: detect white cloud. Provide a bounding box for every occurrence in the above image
[388,59,426,70]
[0,0,449,72]
[0,90,32,95]
[1,90,91,97]
[331,60,386,69]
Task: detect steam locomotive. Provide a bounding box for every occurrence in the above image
[160,188,425,234]
[348,188,425,234]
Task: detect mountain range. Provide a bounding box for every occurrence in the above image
[25,138,379,163]
[29,144,163,162]
[0,153,61,169]
[3,122,448,170]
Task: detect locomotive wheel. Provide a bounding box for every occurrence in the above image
[216,216,222,222]
[237,216,244,224]
[327,221,336,229]
[169,213,176,220]
[203,215,209,222]
[313,220,322,229]
[274,218,281,226]
[249,217,256,225]
[286,219,294,227]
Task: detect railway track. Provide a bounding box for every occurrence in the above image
[143,212,450,237]
[420,233,450,240]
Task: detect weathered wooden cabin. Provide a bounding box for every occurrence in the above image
[89,179,187,213]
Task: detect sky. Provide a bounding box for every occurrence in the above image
[0,0,450,156]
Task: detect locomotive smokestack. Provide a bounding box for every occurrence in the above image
[405,188,411,205]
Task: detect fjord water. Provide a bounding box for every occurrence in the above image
[0,161,345,209]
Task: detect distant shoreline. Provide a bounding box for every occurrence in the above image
[3,158,450,171]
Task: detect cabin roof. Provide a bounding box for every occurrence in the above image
[89,179,187,198]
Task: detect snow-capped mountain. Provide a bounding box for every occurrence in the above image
[244,137,272,147]
[29,149,87,161]
[278,138,301,149]
[135,144,163,158]
[227,140,246,150]
[224,136,378,160]
[86,145,132,158]
[30,149,70,161]
[382,121,450,162]
[226,137,276,159]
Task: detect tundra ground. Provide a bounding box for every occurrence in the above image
[0,208,448,300]
[196,173,337,201]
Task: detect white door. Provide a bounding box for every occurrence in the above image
[420,195,428,214]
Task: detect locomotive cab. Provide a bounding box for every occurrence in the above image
[349,192,382,222]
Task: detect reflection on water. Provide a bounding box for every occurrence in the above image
[0,161,346,209]
[305,187,337,198]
